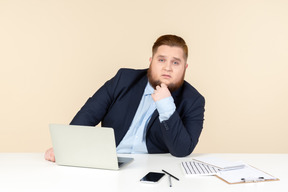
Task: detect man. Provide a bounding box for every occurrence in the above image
[45,34,205,161]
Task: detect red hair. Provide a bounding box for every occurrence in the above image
[152,34,188,61]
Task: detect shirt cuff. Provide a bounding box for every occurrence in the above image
[155,96,176,122]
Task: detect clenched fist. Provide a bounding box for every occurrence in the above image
[151,83,171,101]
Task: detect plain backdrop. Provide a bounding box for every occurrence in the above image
[1,0,287,153]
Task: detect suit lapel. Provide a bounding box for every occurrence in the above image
[147,110,159,131]
[124,75,148,129]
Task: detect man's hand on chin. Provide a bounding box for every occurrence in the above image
[151,83,171,101]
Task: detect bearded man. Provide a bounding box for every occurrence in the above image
[45,34,205,161]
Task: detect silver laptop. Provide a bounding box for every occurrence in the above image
[49,124,133,170]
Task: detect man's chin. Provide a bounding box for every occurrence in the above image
[158,78,171,85]
[155,80,170,88]
[158,81,169,86]
[166,81,184,92]
[158,81,178,92]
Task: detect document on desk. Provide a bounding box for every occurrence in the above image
[181,160,220,176]
[216,164,279,184]
[181,156,245,176]
[181,156,279,184]
[193,156,245,171]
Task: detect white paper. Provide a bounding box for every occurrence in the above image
[193,156,245,170]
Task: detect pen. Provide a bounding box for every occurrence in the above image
[162,169,180,181]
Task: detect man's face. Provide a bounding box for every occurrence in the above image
[148,45,188,92]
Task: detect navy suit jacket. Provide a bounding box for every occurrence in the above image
[70,68,205,157]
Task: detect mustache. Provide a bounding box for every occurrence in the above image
[147,68,184,92]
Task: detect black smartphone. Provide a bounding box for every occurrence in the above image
[140,172,165,183]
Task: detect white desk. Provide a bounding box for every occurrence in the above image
[1,153,287,192]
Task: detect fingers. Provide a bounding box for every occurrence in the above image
[44,147,55,162]
[152,83,171,101]
[155,83,167,90]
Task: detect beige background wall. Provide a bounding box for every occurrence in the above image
[1,0,287,153]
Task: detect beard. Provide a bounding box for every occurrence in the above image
[147,66,186,92]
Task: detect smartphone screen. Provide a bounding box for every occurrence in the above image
[140,172,165,183]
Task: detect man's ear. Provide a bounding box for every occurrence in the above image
[149,57,152,62]
[185,63,188,69]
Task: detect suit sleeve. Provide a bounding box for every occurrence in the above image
[159,95,205,157]
[70,70,121,126]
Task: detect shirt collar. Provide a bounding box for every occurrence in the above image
[144,82,154,95]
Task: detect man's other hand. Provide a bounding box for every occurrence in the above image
[44,147,55,162]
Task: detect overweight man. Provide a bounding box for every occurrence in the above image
[45,34,205,161]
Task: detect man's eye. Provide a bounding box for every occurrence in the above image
[173,61,179,65]
[159,59,164,62]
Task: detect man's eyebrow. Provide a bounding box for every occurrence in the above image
[173,57,182,62]
[156,55,182,62]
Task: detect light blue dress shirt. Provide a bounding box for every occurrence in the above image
[116,82,176,154]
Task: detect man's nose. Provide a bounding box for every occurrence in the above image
[164,62,172,71]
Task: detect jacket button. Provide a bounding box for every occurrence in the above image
[164,123,169,130]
